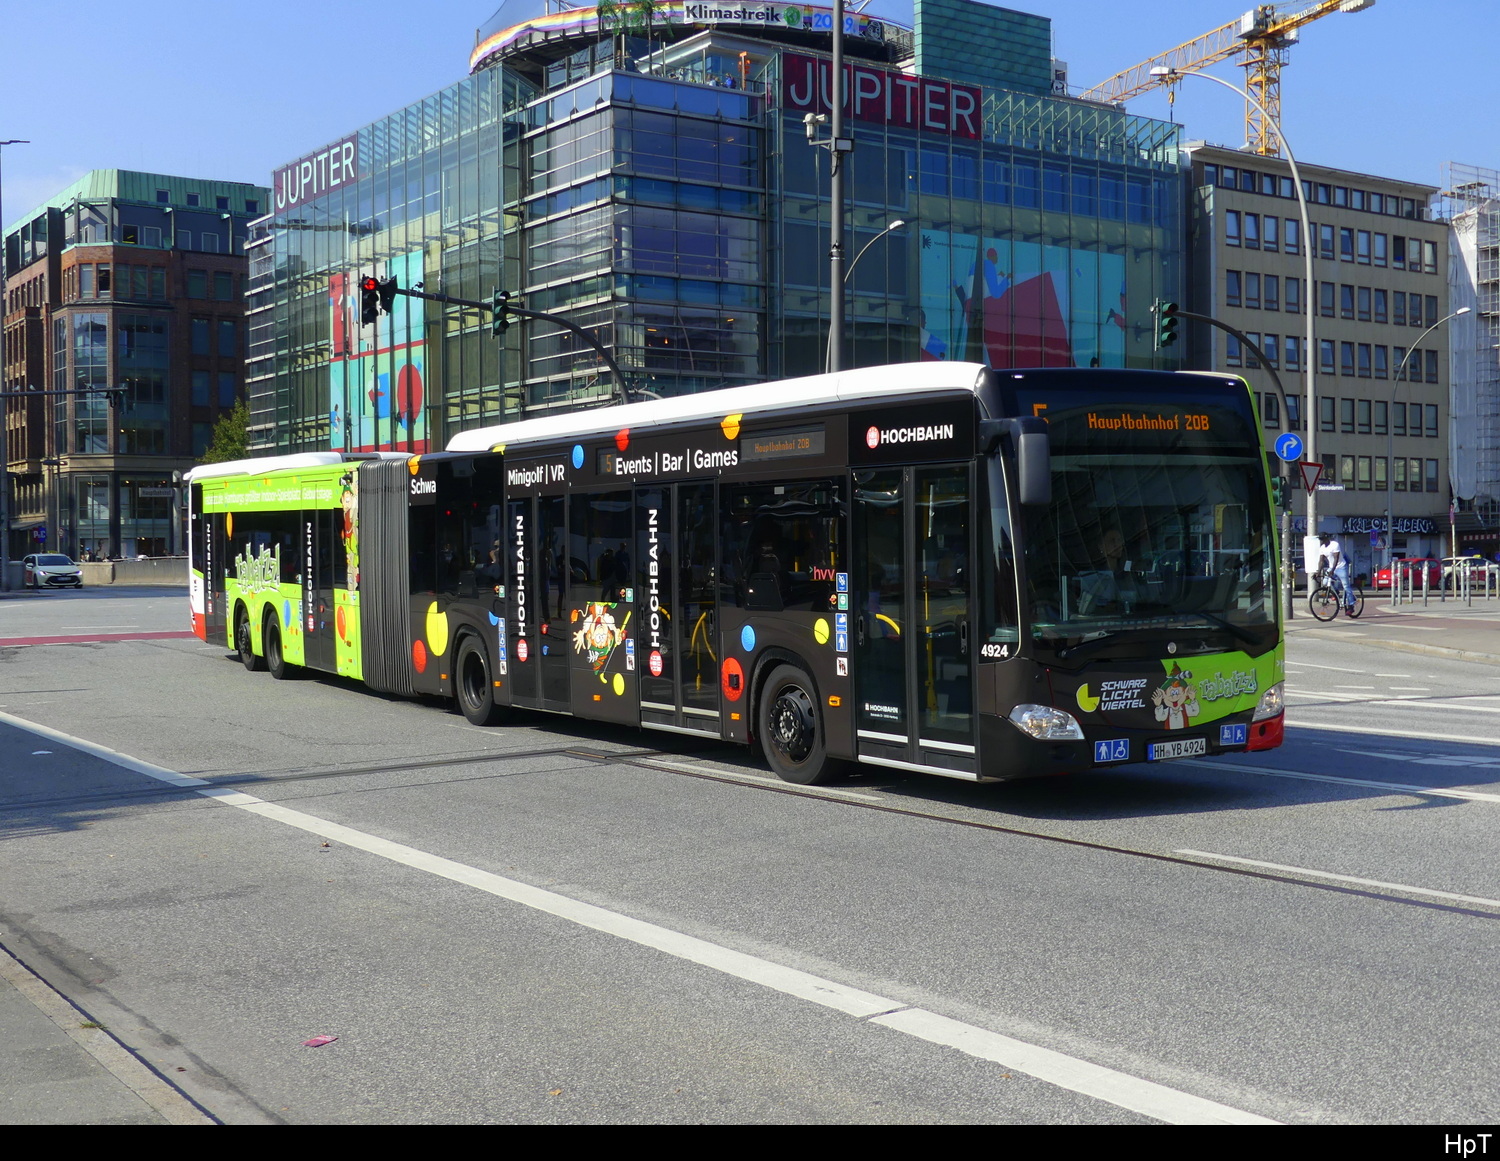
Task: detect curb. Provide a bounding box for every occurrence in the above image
[1294,627,1500,668]
[0,944,216,1125]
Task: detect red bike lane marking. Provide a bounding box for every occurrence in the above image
[0,631,198,647]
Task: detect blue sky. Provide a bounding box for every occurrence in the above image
[3,0,1495,229]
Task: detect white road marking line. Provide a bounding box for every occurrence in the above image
[1285,720,1500,746]
[1387,686,1431,691]
[1285,689,1500,714]
[1334,685,1375,689]
[0,709,1276,1127]
[1282,660,1360,672]
[1180,758,1500,803]
[1374,674,1412,678]
[1175,850,1500,910]
[1339,748,1500,770]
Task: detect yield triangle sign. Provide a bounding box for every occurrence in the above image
[1299,460,1323,493]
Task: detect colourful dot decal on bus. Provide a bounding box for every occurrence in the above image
[425,602,449,656]
[572,444,584,469]
[487,611,500,626]
[615,428,630,453]
[721,414,742,440]
[407,456,421,475]
[721,657,744,702]
[612,673,625,696]
[337,606,347,641]
[741,624,756,652]
[283,600,293,629]
[813,618,830,644]
[412,639,428,673]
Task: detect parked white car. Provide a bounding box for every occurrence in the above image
[21,553,83,589]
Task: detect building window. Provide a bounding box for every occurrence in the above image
[1284,218,1299,255]
[192,370,211,406]
[1357,286,1371,321]
[1394,294,1406,326]
[216,196,230,211]
[1426,350,1439,384]
[156,189,169,203]
[1341,455,1356,489]
[245,199,259,214]
[1424,240,1437,274]
[1245,332,1261,368]
[1357,455,1372,490]
[1334,186,1349,208]
[191,318,211,356]
[186,193,200,206]
[1262,215,1278,251]
[1262,391,1280,428]
[1392,236,1406,269]
[218,372,237,407]
[1426,459,1440,492]
[1280,177,1295,199]
[217,319,236,356]
[1320,281,1336,317]
[1225,334,1242,366]
[1264,274,1279,311]
[1393,403,1406,437]
[1358,345,1372,378]
[1226,269,1242,307]
[1285,336,1300,372]
[1320,340,1336,376]
[1244,213,1260,249]
[1394,456,1406,490]
[1374,289,1388,324]
[1246,272,1260,309]
[1319,224,1335,259]
[1285,277,1300,314]
[1357,230,1371,264]
[1375,399,1388,434]
[1375,346,1389,379]
[214,271,234,301]
[187,270,207,299]
[1375,456,1387,491]
[1374,233,1388,267]
[1225,210,1241,246]
[1285,395,1301,431]
[1341,343,1356,377]
[1340,227,1354,261]
[1319,395,1335,432]
[1425,295,1438,327]
[1340,284,1355,319]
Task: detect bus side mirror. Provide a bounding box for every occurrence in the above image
[1014,417,1051,506]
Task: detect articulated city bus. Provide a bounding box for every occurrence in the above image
[187,362,1284,784]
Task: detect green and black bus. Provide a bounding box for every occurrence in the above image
[188,362,1284,784]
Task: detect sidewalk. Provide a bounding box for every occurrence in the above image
[1286,591,1500,665]
[0,944,213,1125]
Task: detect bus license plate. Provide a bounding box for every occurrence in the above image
[1148,737,1207,761]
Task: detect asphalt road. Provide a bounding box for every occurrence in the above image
[1,589,1498,1125]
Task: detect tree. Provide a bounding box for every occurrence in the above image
[596,0,673,66]
[200,399,250,464]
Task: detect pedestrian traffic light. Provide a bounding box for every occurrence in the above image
[1154,299,1180,350]
[359,276,381,325]
[491,290,511,338]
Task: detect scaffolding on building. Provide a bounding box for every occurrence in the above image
[1440,161,1500,532]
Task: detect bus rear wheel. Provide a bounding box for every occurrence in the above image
[264,613,296,680]
[758,664,833,785]
[455,636,503,726]
[237,608,263,671]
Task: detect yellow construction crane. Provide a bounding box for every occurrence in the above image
[1079,1,1376,157]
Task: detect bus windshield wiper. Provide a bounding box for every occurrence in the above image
[1170,610,1259,645]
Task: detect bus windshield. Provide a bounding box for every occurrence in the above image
[1021,395,1276,649]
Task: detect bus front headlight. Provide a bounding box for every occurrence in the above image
[1009,704,1085,741]
[1253,682,1284,721]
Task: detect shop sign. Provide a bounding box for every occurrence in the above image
[782,52,981,140]
[1342,516,1437,535]
[275,134,360,212]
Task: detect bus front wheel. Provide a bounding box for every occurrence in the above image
[455,636,503,727]
[237,608,263,672]
[758,664,833,785]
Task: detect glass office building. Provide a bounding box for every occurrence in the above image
[249,0,1184,454]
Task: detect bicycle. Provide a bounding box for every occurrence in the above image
[1309,566,1364,622]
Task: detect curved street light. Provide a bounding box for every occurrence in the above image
[1385,306,1470,577]
[1153,65,1316,607]
[826,218,907,373]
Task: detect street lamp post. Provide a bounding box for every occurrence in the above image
[0,137,30,591]
[1385,306,1470,583]
[831,218,905,371]
[1151,68,1317,586]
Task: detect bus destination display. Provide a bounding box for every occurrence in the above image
[740,426,826,463]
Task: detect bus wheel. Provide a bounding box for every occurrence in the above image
[264,613,296,680]
[237,608,263,672]
[455,636,503,726]
[758,664,832,785]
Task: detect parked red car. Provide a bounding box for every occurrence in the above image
[1372,557,1442,590]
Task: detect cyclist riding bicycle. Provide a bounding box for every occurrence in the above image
[1317,532,1356,612]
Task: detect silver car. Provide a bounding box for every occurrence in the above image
[22,553,83,589]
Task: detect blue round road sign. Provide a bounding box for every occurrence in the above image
[1274,433,1304,463]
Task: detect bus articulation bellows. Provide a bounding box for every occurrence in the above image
[187,363,1285,785]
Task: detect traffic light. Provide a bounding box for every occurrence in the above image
[377,277,398,314]
[1270,475,1289,510]
[359,276,380,325]
[1154,299,1180,350]
[491,290,511,338]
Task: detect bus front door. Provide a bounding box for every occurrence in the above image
[853,464,976,777]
